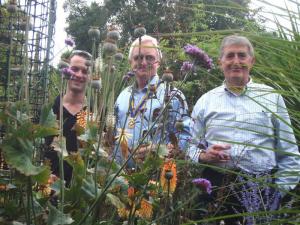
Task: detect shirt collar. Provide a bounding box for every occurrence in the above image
[223,78,253,96]
[132,75,159,93]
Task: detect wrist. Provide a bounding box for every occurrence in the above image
[198,149,206,162]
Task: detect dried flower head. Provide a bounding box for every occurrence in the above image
[192,178,212,194]
[107,28,120,41]
[134,24,147,37]
[183,44,213,70]
[88,26,100,40]
[103,39,118,56]
[162,68,173,82]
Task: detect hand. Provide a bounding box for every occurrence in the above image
[199,144,231,163]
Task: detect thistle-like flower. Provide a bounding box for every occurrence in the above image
[61,67,75,79]
[180,61,194,73]
[183,44,213,70]
[65,38,75,47]
[192,178,212,194]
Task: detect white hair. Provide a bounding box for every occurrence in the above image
[128,35,162,61]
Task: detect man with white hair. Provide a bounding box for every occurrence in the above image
[114,35,190,168]
[189,35,300,224]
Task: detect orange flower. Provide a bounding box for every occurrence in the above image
[76,110,93,129]
[136,198,153,219]
[160,160,177,193]
[128,186,135,200]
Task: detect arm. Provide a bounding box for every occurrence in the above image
[274,94,300,192]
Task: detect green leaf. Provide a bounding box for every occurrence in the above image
[33,124,59,138]
[47,203,74,225]
[2,138,45,176]
[105,193,125,209]
[39,102,57,127]
[81,175,101,201]
[32,166,51,184]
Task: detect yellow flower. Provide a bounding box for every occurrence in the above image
[115,128,132,160]
[160,160,177,194]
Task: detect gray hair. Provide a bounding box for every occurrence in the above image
[128,35,162,61]
[219,35,254,58]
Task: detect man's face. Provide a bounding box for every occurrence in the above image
[68,55,89,93]
[219,45,255,87]
[129,41,160,84]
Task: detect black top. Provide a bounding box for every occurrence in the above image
[44,95,80,185]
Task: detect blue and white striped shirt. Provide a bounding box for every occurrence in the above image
[188,79,300,191]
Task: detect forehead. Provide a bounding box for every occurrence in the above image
[70,55,87,66]
[223,44,249,54]
[131,41,157,55]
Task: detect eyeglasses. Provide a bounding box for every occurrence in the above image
[133,54,156,63]
[70,66,89,75]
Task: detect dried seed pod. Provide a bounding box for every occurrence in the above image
[88,26,100,40]
[165,171,173,180]
[114,52,124,61]
[91,78,101,90]
[162,68,173,83]
[134,24,146,38]
[107,29,120,41]
[102,39,118,56]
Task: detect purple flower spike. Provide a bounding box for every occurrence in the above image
[192,178,212,194]
[183,44,213,70]
[180,61,194,72]
[61,67,75,80]
[65,38,75,47]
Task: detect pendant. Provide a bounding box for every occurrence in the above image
[128,117,136,129]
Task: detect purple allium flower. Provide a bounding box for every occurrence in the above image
[183,44,213,70]
[65,38,75,47]
[180,61,194,72]
[61,67,75,80]
[192,178,212,194]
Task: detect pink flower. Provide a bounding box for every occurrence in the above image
[192,178,212,194]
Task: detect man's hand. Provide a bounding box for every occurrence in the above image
[199,144,231,163]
